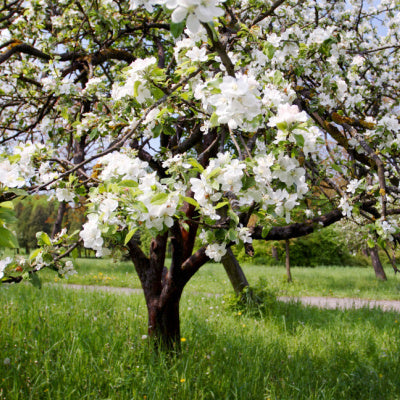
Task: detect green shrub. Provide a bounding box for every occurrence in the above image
[234,226,369,267]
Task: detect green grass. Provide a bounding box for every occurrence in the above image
[40,258,400,300]
[1,284,400,399]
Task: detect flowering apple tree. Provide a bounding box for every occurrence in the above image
[1,0,400,346]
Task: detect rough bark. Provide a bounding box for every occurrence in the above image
[221,248,250,294]
[285,239,292,282]
[369,245,387,281]
[147,280,183,349]
[127,233,210,350]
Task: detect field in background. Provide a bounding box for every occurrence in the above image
[1,283,400,399]
[38,258,400,300]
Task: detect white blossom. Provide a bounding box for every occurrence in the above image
[186,46,208,62]
[339,197,352,218]
[160,0,225,33]
[0,257,12,279]
[79,214,104,256]
[205,243,227,262]
[206,74,262,130]
[56,188,75,202]
[268,104,308,128]
[346,179,361,194]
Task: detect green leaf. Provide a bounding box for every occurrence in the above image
[276,121,288,131]
[119,180,139,188]
[293,133,305,147]
[152,124,163,138]
[188,158,204,172]
[133,80,141,98]
[210,112,219,127]
[228,229,237,241]
[243,176,256,190]
[183,196,199,207]
[0,226,18,248]
[170,21,185,38]
[262,226,271,239]
[377,237,386,250]
[367,239,375,249]
[151,192,169,205]
[228,210,239,225]
[36,231,51,246]
[0,208,17,225]
[214,201,229,209]
[124,227,139,245]
[0,201,14,210]
[151,87,165,100]
[29,248,41,261]
[265,42,276,60]
[134,201,148,213]
[206,167,221,180]
[163,126,176,136]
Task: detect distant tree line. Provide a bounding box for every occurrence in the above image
[13,196,85,254]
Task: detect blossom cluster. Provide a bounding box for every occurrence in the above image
[129,0,225,33]
[111,57,157,103]
[197,74,262,131]
[0,142,45,188]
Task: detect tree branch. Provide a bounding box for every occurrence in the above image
[251,209,344,241]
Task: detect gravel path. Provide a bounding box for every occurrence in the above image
[60,284,400,312]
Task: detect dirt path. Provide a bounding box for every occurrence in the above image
[59,284,400,312]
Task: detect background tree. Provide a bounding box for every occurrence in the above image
[14,196,57,253]
[0,0,400,349]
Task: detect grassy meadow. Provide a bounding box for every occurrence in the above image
[1,260,400,399]
[40,258,400,300]
[1,280,400,400]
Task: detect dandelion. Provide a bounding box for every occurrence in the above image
[141,335,148,340]
[180,378,186,383]
[3,358,10,365]
[242,324,246,327]
[181,337,187,342]
[237,311,242,316]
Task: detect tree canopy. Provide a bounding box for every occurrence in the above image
[1,0,400,345]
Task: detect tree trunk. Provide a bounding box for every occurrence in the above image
[221,248,250,294]
[51,201,66,238]
[147,287,183,349]
[369,245,387,281]
[285,239,292,282]
[271,245,279,261]
[127,233,203,351]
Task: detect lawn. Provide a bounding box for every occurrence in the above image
[1,283,400,399]
[39,257,400,300]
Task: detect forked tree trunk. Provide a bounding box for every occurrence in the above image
[147,285,183,349]
[127,230,209,351]
[221,248,250,294]
[285,239,292,282]
[369,245,387,281]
